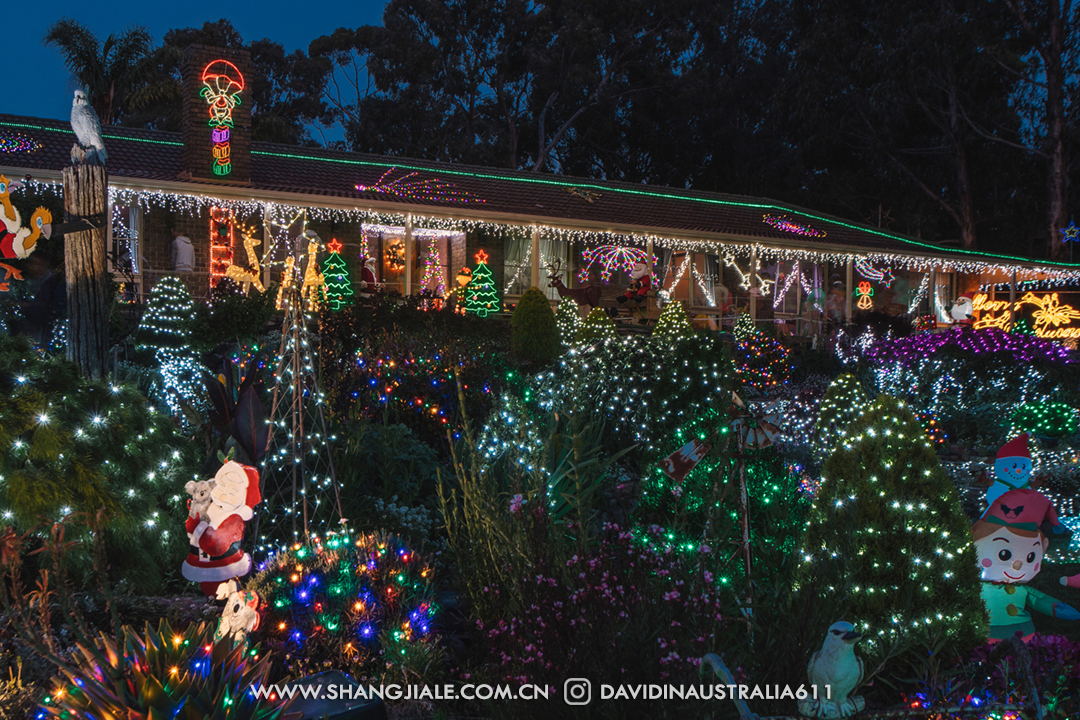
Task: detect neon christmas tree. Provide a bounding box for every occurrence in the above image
[466,249,498,317]
[321,238,354,311]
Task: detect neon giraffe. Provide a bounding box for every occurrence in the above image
[224,227,265,292]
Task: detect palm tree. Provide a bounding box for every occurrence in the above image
[43,18,157,125]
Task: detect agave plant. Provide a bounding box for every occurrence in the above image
[40,619,286,720]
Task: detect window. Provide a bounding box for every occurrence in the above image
[109,204,140,274]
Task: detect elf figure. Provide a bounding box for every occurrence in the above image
[182,461,262,597]
[988,434,1034,506]
[972,488,1079,642]
[616,262,651,304]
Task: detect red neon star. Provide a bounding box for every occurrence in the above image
[475,249,489,264]
[326,238,343,254]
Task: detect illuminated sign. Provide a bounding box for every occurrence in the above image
[972,292,1080,340]
[200,60,245,177]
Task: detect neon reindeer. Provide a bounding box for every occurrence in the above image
[224,227,265,293]
[299,237,326,310]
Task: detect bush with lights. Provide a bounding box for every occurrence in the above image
[554,297,581,348]
[812,373,869,461]
[247,531,444,683]
[653,299,694,340]
[510,287,560,366]
[574,307,618,343]
[134,276,206,417]
[1011,400,1078,440]
[732,312,790,394]
[0,335,199,592]
[36,620,281,720]
[319,296,518,450]
[799,395,987,670]
[864,327,1079,451]
[191,277,279,351]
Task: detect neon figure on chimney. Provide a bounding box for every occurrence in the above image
[200,60,245,177]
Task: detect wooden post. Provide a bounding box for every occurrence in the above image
[530,224,540,289]
[404,215,413,296]
[63,164,110,380]
[1010,269,1017,327]
[749,246,757,321]
[844,257,853,319]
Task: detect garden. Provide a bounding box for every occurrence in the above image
[5,275,1080,720]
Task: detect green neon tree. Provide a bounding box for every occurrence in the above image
[466,249,498,317]
[321,238,354,310]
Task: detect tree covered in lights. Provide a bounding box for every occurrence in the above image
[732,312,790,394]
[0,335,199,592]
[510,287,559,366]
[654,299,693,340]
[247,531,443,682]
[554,297,581,348]
[135,277,205,416]
[799,395,987,662]
[812,373,869,461]
[1011,400,1078,440]
[575,307,618,343]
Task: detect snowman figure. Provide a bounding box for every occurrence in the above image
[989,434,1034,506]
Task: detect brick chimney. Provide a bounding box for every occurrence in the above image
[180,45,252,185]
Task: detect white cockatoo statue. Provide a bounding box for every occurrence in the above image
[798,621,866,718]
[70,90,108,165]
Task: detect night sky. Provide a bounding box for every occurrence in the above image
[9,1,388,122]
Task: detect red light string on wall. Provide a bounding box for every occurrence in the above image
[201,60,245,177]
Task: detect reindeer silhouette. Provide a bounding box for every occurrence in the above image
[546,258,602,308]
[224,227,265,292]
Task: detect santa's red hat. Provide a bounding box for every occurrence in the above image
[980,487,1059,533]
[997,433,1031,460]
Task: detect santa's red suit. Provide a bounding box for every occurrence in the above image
[358,256,379,298]
[182,462,261,597]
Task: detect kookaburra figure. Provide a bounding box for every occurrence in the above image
[798,621,865,718]
[70,90,108,166]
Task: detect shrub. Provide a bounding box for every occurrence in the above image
[40,620,283,720]
[1011,401,1078,439]
[653,300,693,340]
[574,307,617,343]
[0,336,198,592]
[732,313,790,393]
[247,531,444,682]
[799,395,987,670]
[191,277,278,351]
[553,297,581,348]
[811,373,868,461]
[510,287,559,366]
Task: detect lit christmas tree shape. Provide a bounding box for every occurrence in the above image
[321,238,354,310]
[135,276,204,417]
[554,297,582,348]
[800,396,987,661]
[574,307,618,343]
[466,249,498,317]
[811,373,868,461]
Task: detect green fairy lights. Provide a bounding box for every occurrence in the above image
[1011,401,1078,439]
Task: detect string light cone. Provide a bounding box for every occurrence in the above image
[256,242,345,552]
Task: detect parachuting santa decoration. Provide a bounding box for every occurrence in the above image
[182,461,262,597]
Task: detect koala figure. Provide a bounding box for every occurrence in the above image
[184,479,216,521]
[214,579,261,646]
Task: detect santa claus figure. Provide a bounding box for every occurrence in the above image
[616,262,651,304]
[358,255,379,298]
[182,461,262,597]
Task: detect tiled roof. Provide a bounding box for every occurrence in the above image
[0,113,1066,268]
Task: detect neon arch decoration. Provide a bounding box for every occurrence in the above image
[200,60,245,177]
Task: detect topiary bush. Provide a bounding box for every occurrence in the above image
[510,287,559,366]
[554,297,581,349]
[575,307,618,343]
[799,395,987,672]
[732,312,791,394]
[248,531,444,683]
[653,299,693,340]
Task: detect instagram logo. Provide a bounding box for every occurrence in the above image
[563,678,591,705]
